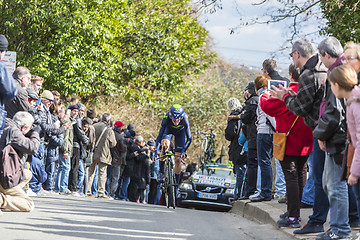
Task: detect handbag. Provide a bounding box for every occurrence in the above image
[273,116,299,161]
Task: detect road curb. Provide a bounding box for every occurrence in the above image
[230,200,314,240]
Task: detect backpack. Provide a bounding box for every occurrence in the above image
[0,127,25,189]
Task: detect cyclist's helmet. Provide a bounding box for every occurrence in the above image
[169,104,185,120]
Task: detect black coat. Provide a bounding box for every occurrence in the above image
[122,140,135,177]
[240,95,258,149]
[313,80,347,164]
[111,129,127,166]
[225,110,246,164]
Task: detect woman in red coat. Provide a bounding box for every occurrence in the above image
[260,64,314,228]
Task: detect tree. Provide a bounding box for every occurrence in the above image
[321,0,360,44]
[0,0,213,100]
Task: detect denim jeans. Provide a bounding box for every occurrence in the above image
[322,153,351,236]
[351,182,360,224]
[110,165,121,198]
[105,165,112,196]
[275,158,286,196]
[54,153,70,193]
[91,165,98,196]
[120,176,131,200]
[233,163,246,200]
[348,185,360,224]
[257,133,273,199]
[43,161,56,191]
[77,160,85,193]
[301,148,315,205]
[308,138,329,225]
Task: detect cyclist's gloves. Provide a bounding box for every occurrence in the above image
[181,152,187,159]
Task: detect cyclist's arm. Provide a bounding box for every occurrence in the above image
[182,115,192,154]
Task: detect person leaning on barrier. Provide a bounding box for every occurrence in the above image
[0,111,40,213]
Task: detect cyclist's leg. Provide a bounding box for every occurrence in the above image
[174,129,186,183]
[159,129,173,177]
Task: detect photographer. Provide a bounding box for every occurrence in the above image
[0,112,40,212]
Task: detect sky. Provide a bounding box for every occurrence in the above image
[196,0,325,70]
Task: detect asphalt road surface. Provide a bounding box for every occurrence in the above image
[0,195,294,240]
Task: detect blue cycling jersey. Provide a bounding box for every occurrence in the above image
[155,112,192,155]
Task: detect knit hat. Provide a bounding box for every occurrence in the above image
[68,104,79,111]
[127,123,135,131]
[147,139,155,146]
[86,109,96,119]
[114,121,125,129]
[227,97,241,112]
[40,90,54,101]
[26,88,39,100]
[0,35,8,51]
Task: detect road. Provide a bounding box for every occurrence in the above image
[0,195,294,240]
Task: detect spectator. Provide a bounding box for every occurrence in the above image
[68,104,88,196]
[127,136,150,203]
[270,38,328,235]
[78,103,86,119]
[77,117,91,195]
[109,121,127,198]
[0,111,40,212]
[83,110,96,196]
[225,97,247,200]
[43,101,65,192]
[261,63,314,228]
[147,139,160,204]
[87,113,116,199]
[30,75,43,94]
[342,42,360,82]
[262,58,290,84]
[312,37,351,239]
[328,66,360,229]
[5,66,31,119]
[262,58,287,203]
[54,106,73,194]
[250,74,275,203]
[118,131,135,200]
[0,34,17,137]
[240,82,259,198]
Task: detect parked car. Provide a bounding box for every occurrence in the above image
[178,163,236,210]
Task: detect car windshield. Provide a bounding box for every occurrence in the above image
[195,167,234,179]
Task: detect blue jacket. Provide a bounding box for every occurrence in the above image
[0,61,17,135]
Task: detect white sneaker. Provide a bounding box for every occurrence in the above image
[71,192,81,197]
[27,188,37,197]
[249,191,261,201]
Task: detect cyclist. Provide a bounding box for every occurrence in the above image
[154,104,192,184]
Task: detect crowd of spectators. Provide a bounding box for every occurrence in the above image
[225,37,360,239]
[0,35,187,215]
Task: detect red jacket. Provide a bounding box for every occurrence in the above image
[260,83,313,156]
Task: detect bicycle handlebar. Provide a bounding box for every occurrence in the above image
[157,153,182,159]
